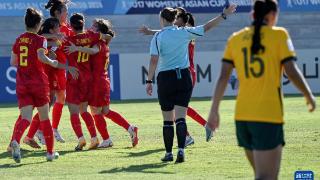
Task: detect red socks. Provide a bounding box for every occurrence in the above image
[187,107,207,127]
[93,114,110,140]
[40,120,54,154]
[81,112,97,138]
[70,114,83,138]
[12,118,30,143]
[11,115,21,141]
[105,110,130,130]
[26,113,40,139]
[52,103,64,129]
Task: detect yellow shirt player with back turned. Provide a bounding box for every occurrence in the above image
[207,0,316,179]
[223,25,296,124]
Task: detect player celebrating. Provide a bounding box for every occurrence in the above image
[23,17,63,149]
[25,0,74,145]
[207,0,316,179]
[9,8,78,162]
[41,0,74,143]
[65,19,139,148]
[90,19,138,148]
[64,13,113,151]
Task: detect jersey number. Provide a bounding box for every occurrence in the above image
[19,46,28,66]
[242,47,264,78]
[77,50,89,63]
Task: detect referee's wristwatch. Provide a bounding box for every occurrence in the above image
[145,80,153,84]
[221,12,227,20]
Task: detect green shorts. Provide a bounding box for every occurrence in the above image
[235,121,285,150]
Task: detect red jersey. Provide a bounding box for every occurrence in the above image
[89,40,111,107]
[188,41,195,72]
[12,32,48,86]
[91,40,110,80]
[57,24,74,64]
[60,24,74,37]
[65,31,102,83]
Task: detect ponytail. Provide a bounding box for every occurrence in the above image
[251,0,278,55]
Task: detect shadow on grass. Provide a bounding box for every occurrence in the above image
[0,148,83,160]
[99,162,173,174]
[117,148,164,157]
[0,161,46,169]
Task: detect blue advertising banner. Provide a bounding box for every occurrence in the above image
[1,0,319,16]
[108,54,121,100]
[0,57,17,103]
[0,0,252,16]
[279,0,320,12]
[0,55,121,103]
[0,0,106,16]
[110,0,252,14]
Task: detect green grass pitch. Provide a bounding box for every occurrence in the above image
[0,96,319,179]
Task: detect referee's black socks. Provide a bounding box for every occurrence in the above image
[163,121,174,153]
[175,118,187,149]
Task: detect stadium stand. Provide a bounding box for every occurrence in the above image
[1,12,320,56]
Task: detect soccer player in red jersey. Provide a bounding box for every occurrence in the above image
[64,13,113,151]
[41,0,74,142]
[23,17,67,148]
[25,0,74,144]
[65,19,139,148]
[139,9,212,147]
[9,8,78,162]
[22,18,61,148]
[92,21,139,148]
[92,19,139,147]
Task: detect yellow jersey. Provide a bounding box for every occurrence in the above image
[223,26,296,124]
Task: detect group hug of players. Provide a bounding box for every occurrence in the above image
[8,0,140,162]
[8,0,212,163]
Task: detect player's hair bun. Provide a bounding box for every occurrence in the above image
[45,0,57,9]
[160,7,178,23]
[70,13,85,31]
[25,8,42,28]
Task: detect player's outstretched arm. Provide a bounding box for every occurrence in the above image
[64,42,99,55]
[37,48,79,79]
[10,52,18,66]
[203,4,237,33]
[283,60,316,112]
[139,25,159,35]
[207,62,233,130]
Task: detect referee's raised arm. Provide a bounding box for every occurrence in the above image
[203,4,237,32]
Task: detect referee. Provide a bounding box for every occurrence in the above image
[146,5,236,163]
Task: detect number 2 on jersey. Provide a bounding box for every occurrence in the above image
[242,47,265,78]
[19,46,28,66]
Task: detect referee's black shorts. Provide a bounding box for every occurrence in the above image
[157,68,193,111]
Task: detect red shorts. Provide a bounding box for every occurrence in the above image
[66,80,91,105]
[89,79,110,107]
[46,66,66,91]
[16,84,50,108]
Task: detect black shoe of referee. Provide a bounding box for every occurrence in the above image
[161,153,173,162]
[175,150,185,163]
